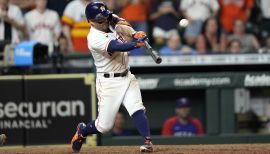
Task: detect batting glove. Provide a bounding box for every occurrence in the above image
[134,36,148,48]
[132,31,147,40]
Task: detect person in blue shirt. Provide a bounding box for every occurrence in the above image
[159,33,197,56]
[162,97,204,137]
[111,111,131,136]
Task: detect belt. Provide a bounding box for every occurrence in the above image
[103,69,129,78]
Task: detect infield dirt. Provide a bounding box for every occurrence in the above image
[1,144,270,154]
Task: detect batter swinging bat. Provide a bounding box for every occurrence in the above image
[144,41,162,64]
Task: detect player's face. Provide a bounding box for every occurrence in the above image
[91,18,109,32]
[175,107,190,119]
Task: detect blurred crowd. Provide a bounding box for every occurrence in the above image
[1,0,270,56]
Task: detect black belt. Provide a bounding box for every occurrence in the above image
[103,69,129,78]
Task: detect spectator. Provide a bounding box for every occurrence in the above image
[57,33,70,54]
[61,0,91,52]
[117,0,150,32]
[47,0,71,16]
[162,98,204,137]
[180,0,219,46]
[111,111,131,136]
[228,39,242,54]
[218,0,254,33]
[228,20,260,53]
[0,0,25,43]
[160,33,196,55]
[259,0,270,37]
[25,0,61,55]
[258,36,270,54]
[149,0,180,49]
[9,0,34,14]
[196,17,227,54]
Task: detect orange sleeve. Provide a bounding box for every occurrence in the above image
[246,0,254,9]
[162,117,176,136]
[191,118,204,136]
[61,15,74,27]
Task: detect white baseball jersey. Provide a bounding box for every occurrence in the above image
[87,26,145,133]
[0,4,24,43]
[87,27,129,73]
[24,9,61,47]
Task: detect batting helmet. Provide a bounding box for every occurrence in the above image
[85,2,112,22]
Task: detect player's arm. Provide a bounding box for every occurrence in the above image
[107,38,146,53]
[115,24,147,41]
[106,14,147,53]
[110,14,146,41]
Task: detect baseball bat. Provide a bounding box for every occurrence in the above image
[144,41,162,64]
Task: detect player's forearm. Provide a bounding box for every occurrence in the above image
[115,24,136,38]
[107,40,137,52]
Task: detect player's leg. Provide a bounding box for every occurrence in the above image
[92,78,130,133]
[71,77,128,152]
[122,74,153,152]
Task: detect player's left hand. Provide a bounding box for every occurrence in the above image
[134,36,147,48]
[137,35,148,42]
[132,31,146,40]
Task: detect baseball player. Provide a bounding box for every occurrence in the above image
[71,2,153,153]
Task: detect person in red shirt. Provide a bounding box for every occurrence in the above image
[117,0,151,32]
[219,0,254,33]
[162,97,204,137]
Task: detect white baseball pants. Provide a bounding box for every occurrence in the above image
[95,72,145,133]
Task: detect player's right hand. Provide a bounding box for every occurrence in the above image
[132,31,146,40]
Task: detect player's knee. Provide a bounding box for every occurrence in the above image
[97,124,114,133]
[101,127,111,133]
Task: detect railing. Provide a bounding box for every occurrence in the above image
[128,54,270,67]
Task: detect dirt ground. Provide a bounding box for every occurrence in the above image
[1,144,270,154]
